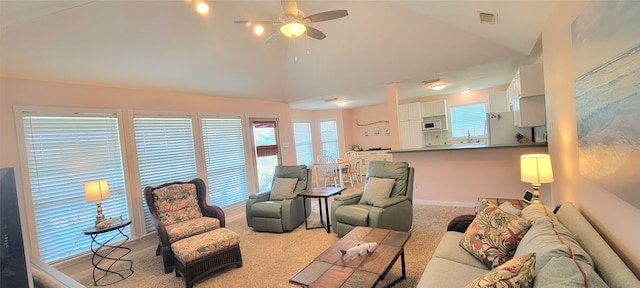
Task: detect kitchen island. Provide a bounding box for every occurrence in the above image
[389,142,549,207]
[390,142,547,153]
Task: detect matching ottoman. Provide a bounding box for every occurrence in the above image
[171,228,242,288]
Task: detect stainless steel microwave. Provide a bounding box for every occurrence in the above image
[423,119,443,131]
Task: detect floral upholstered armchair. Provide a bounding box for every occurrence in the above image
[144,178,225,274]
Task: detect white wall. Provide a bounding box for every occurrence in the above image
[542,0,640,276]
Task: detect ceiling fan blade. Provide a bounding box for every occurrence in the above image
[304,10,348,23]
[281,0,299,17]
[305,26,326,40]
[266,31,281,44]
[234,20,281,25]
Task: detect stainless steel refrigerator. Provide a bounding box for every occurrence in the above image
[487,112,532,145]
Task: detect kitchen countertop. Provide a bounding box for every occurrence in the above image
[388,142,547,153]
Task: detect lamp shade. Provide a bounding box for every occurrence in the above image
[280,22,306,38]
[520,154,554,184]
[85,180,110,202]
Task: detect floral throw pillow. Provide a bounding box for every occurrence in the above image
[460,200,533,269]
[465,252,536,288]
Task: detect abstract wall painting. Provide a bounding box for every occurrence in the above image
[572,0,640,208]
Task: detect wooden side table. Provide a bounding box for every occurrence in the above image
[83,219,133,286]
[298,187,345,233]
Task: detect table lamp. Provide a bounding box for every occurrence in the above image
[85,180,110,226]
[520,154,554,203]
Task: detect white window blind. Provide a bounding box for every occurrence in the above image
[450,103,487,139]
[22,113,129,263]
[293,122,314,166]
[319,120,339,158]
[201,117,248,207]
[133,116,198,233]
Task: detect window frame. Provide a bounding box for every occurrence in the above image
[13,106,133,262]
[293,121,314,166]
[448,102,488,141]
[130,111,200,234]
[319,119,340,158]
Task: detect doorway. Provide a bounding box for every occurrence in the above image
[250,118,281,192]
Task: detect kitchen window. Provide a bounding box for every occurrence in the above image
[449,103,487,140]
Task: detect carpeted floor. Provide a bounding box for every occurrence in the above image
[78,184,473,287]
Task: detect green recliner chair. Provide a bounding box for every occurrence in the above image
[246,165,312,233]
[331,161,414,237]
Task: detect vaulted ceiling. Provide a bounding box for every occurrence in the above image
[0,1,557,110]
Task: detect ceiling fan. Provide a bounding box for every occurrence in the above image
[234,0,348,43]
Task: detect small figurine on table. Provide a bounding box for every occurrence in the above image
[340,242,378,258]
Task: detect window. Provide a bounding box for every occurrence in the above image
[319,120,339,158]
[251,120,280,192]
[449,103,487,139]
[201,117,248,207]
[293,122,314,166]
[133,115,198,233]
[20,111,128,263]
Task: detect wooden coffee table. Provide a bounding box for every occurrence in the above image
[289,226,411,288]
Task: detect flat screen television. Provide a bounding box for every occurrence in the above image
[1,168,29,288]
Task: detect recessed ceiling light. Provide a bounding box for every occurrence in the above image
[460,89,471,94]
[196,2,209,15]
[336,100,350,106]
[431,84,447,91]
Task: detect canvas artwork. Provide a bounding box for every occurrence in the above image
[572,0,640,209]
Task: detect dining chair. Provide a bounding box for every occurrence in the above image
[343,151,361,186]
[318,156,340,187]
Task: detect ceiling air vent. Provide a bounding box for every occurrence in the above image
[479,12,497,24]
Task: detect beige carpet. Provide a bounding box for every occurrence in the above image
[78,185,473,287]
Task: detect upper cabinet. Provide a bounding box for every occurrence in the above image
[488,91,508,113]
[421,99,447,118]
[398,102,423,149]
[506,63,546,127]
[399,102,421,121]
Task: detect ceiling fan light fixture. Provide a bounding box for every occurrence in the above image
[431,84,447,91]
[280,22,306,38]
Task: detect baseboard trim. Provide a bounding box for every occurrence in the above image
[413,200,475,208]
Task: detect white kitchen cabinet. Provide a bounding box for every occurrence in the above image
[399,120,423,149]
[489,91,508,112]
[357,150,392,176]
[399,102,421,121]
[420,99,447,118]
[398,103,423,149]
[506,62,546,127]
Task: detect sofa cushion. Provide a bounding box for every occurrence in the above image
[460,201,532,269]
[166,217,221,243]
[335,205,371,226]
[465,252,536,288]
[533,256,608,288]
[498,201,521,216]
[269,177,298,201]
[514,216,593,273]
[417,257,489,288]
[432,232,489,270]
[152,183,203,225]
[521,203,557,222]
[358,177,395,205]
[366,161,409,197]
[250,201,283,219]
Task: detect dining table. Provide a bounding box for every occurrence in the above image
[310,158,357,188]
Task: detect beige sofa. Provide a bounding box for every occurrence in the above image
[418,202,640,288]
